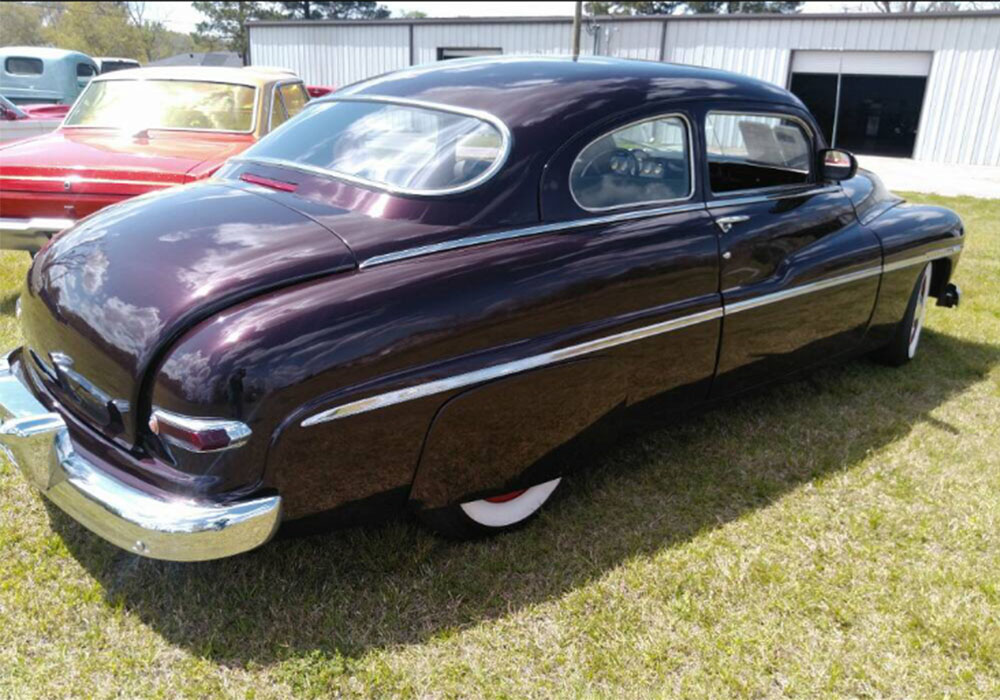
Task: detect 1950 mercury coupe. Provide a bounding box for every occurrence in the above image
[0,57,963,560]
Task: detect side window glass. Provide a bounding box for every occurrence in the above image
[279,83,308,120]
[570,115,691,211]
[705,112,812,193]
[270,88,289,130]
[6,57,44,75]
[76,63,96,78]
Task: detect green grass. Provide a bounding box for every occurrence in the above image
[1,193,999,698]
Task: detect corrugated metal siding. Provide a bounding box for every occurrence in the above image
[412,22,570,63]
[249,15,1000,165]
[661,15,1000,164]
[250,24,408,87]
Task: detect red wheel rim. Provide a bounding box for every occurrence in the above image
[484,489,528,503]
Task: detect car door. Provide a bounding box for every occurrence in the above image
[411,109,723,507]
[702,108,882,395]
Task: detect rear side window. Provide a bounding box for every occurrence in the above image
[706,112,812,193]
[5,57,43,76]
[569,115,692,211]
[77,63,97,78]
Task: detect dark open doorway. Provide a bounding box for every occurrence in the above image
[790,72,928,158]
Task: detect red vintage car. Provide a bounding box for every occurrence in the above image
[0,66,312,253]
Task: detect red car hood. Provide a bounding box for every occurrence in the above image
[0,128,254,194]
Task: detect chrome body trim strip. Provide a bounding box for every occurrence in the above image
[884,243,962,274]
[359,201,707,269]
[0,217,75,252]
[0,174,174,188]
[305,243,962,426]
[724,265,883,315]
[301,306,724,426]
[0,350,281,561]
[237,94,513,197]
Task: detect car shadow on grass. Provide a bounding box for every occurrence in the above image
[47,328,1000,667]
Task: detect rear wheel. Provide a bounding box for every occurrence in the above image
[416,477,562,539]
[875,262,932,367]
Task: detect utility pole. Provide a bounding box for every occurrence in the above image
[572,0,582,59]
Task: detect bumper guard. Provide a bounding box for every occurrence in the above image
[0,217,74,253]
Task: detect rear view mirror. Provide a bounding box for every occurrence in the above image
[818,148,858,181]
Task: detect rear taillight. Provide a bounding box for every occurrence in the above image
[148,409,251,453]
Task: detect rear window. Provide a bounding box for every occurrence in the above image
[99,61,139,74]
[65,79,257,132]
[243,99,508,195]
[5,57,43,76]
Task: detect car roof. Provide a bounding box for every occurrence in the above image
[335,56,805,131]
[0,46,95,62]
[93,66,299,88]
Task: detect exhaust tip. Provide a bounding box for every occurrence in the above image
[936,283,962,308]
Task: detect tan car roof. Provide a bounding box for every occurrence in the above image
[93,66,299,88]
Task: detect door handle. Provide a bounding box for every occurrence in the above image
[715,215,750,233]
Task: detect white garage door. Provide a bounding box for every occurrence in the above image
[791,50,932,77]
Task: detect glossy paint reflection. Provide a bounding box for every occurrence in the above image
[21,183,354,446]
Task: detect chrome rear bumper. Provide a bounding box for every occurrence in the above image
[0,349,281,561]
[0,217,74,253]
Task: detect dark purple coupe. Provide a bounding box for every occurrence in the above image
[0,57,964,560]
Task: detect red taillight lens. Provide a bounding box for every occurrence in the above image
[148,409,251,453]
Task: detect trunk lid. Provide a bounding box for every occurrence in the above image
[20,182,356,449]
[0,128,250,196]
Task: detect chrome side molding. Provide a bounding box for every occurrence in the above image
[360,201,707,269]
[301,306,723,426]
[304,242,962,427]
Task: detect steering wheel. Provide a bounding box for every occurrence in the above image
[607,148,640,177]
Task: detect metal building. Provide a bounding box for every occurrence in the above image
[248,11,1000,165]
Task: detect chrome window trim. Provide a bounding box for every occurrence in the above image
[63,78,261,135]
[267,79,306,133]
[705,109,816,199]
[568,112,695,213]
[358,201,707,269]
[305,243,962,427]
[705,185,841,210]
[301,306,724,427]
[237,94,513,198]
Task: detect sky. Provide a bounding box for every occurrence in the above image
[143,1,865,34]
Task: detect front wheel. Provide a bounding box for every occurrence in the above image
[416,478,562,539]
[875,262,932,367]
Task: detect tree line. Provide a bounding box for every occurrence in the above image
[2,1,995,66]
[0,1,391,64]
